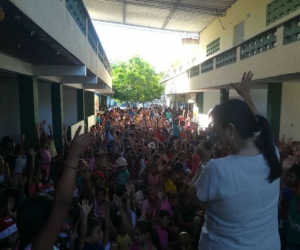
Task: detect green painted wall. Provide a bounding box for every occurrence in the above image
[220,89,229,103]
[100,95,107,107]
[18,75,39,149]
[84,91,94,117]
[77,89,85,121]
[51,83,64,150]
[196,92,204,114]
[267,83,282,140]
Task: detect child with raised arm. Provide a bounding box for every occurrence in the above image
[77,200,110,250]
[36,122,51,180]
[17,125,90,250]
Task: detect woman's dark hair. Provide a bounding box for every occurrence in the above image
[17,195,54,250]
[87,218,102,236]
[211,99,281,183]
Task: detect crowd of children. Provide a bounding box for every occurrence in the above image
[0,102,299,250]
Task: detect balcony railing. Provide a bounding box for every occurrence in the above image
[206,37,220,57]
[284,16,300,44]
[162,14,300,86]
[240,29,277,60]
[216,48,237,68]
[267,0,300,26]
[65,0,112,75]
[201,59,214,73]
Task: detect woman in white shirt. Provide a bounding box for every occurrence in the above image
[189,72,281,250]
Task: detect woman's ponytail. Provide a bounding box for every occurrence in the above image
[254,115,282,182]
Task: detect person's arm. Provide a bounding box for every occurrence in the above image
[35,123,42,153]
[281,156,294,189]
[152,189,163,226]
[78,200,93,250]
[157,160,165,190]
[188,142,212,207]
[7,197,15,219]
[113,195,134,238]
[125,185,133,228]
[81,170,94,204]
[69,230,78,250]
[62,134,70,148]
[31,126,90,250]
[48,125,54,140]
[4,163,12,187]
[156,137,166,154]
[231,71,258,115]
[103,201,110,247]
[16,134,26,157]
[27,148,37,191]
[20,176,27,198]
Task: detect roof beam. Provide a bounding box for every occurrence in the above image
[93,20,200,35]
[102,0,226,16]
[162,0,181,29]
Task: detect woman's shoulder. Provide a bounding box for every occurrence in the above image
[209,154,264,166]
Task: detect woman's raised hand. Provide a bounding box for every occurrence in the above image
[231,71,254,98]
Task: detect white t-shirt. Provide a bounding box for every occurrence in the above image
[196,154,280,250]
[14,155,26,173]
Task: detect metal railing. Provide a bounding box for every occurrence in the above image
[65,0,112,75]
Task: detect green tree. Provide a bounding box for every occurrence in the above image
[112,56,164,104]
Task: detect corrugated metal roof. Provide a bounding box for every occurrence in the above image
[83,0,237,33]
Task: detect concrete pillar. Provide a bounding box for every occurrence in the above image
[220,89,229,103]
[77,89,85,121]
[84,91,95,117]
[51,83,64,150]
[267,83,282,140]
[100,95,107,107]
[196,92,204,114]
[18,75,39,149]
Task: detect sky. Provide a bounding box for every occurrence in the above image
[93,21,197,72]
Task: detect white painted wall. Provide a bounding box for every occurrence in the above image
[280,82,300,140]
[87,115,95,130]
[70,120,85,139]
[229,87,268,117]
[63,86,78,126]
[0,76,21,142]
[38,81,52,129]
[203,91,220,114]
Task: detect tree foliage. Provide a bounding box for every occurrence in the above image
[112,56,164,103]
